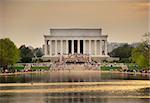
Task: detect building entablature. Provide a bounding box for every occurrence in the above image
[44,35,108,41]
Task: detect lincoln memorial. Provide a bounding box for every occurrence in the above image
[42,28,109,62]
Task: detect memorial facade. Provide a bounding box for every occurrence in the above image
[43,28,109,61]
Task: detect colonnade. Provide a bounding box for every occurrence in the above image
[44,39,107,56]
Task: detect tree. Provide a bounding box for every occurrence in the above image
[0,38,20,70]
[33,48,44,57]
[131,33,150,70]
[19,45,34,63]
[109,44,132,62]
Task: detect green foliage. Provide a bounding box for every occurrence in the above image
[131,43,150,68]
[0,38,20,66]
[15,66,24,71]
[131,33,150,70]
[109,44,132,63]
[19,46,44,63]
[19,45,34,63]
[31,66,49,71]
[100,66,121,71]
[126,63,140,70]
[33,48,44,57]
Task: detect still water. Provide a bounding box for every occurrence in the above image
[0,71,149,103]
[0,71,149,83]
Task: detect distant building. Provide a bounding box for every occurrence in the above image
[42,28,109,61]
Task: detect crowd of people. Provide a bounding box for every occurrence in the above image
[50,63,99,71]
[50,54,99,71]
[62,54,91,63]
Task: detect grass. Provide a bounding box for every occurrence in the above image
[14,66,49,71]
[31,67,49,71]
[100,66,121,71]
[15,66,24,71]
[125,63,140,70]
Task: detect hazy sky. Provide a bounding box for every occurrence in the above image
[0,0,149,48]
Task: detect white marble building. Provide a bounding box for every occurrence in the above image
[43,28,109,61]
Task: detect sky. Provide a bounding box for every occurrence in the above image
[0,0,149,48]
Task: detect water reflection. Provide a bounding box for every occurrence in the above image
[0,91,149,103]
[0,72,149,103]
[0,72,149,83]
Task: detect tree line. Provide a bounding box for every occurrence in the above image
[0,38,44,70]
[0,33,149,70]
[109,33,150,70]
[19,45,44,63]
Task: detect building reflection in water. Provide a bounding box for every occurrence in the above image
[0,90,149,103]
[0,72,149,83]
[0,72,149,103]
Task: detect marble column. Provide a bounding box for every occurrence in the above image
[94,40,97,55]
[105,40,108,56]
[55,40,57,56]
[49,40,52,56]
[60,40,63,55]
[72,40,74,54]
[66,40,68,54]
[100,40,102,55]
[89,40,92,62]
[83,40,86,54]
[89,40,91,55]
[78,40,80,54]
[45,40,48,55]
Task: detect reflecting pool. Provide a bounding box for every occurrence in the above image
[0,71,149,83]
[0,71,149,103]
